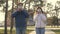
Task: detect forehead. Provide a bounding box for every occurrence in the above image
[37,9,41,10]
[18,3,23,6]
[18,4,23,6]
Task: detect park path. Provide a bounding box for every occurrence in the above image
[29,30,56,34]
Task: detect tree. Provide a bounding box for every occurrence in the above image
[53,1,60,27]
[46,1,60,27]
[4,0,8,34]
[46,3,54,17]
[0,0,5,4]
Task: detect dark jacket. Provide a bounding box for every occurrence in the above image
[12,10,29,27]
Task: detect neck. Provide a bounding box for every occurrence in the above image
[37,12,41,14]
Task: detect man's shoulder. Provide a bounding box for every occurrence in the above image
[40,14,45,17]
[12,11,18,14]
[22,9,27,12]
[22,9,28,13]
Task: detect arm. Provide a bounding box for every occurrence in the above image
[41,14,47,24]
[11,11,17,27]
[11,11,17,18]
[11,11,17,28]
[33,14,38,21]
[23,10,29,18]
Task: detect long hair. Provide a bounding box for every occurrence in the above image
[37,7,43,13]
[33,7,46,17]
[37,7,47,17]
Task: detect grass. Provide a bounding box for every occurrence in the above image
[0,29,33,34]
[52,30,60,34]
[0,29,60,34]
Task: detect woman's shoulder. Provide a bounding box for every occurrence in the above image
[40,14,46,17]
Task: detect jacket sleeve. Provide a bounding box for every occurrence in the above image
[41,14,47,24]
[23,10,29,18]
[33,14,38,21]
[11,11,17,18]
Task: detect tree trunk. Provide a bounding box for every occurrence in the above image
[4,0,8,34]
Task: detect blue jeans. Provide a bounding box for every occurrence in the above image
[16,27,26,34]
[36,28,45,34]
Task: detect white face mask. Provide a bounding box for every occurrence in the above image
[37,9,41,12]
[18,6,22,9]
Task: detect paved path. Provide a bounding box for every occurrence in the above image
[27,28,60,30]
[0,27,60,30]
[29,30,56,34]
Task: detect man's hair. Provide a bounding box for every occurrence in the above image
[17,3,23,6]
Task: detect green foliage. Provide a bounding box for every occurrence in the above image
[0,0,5,4]
[52,16,58,25]
[52,30,60,34]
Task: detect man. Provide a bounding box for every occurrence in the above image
[11,3,29,34]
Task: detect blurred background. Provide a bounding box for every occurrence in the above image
[0,0,60,34]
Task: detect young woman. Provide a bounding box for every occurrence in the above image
[33,7,47,34]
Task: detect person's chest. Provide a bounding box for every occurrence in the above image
[37,14,42,20]
[15,12,25,18]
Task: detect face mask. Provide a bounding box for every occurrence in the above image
[18,6,22,9]
[37,9,41,12]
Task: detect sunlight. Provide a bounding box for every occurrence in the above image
[47,0,60,18]
[47,0,57,5]
[0,12,5,21]
[0,0,60,22]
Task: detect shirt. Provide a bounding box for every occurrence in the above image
[33,13,47,28]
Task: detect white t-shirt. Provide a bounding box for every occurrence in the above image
[33,13,47,28]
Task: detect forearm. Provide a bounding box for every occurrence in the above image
[33,15,37,21]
